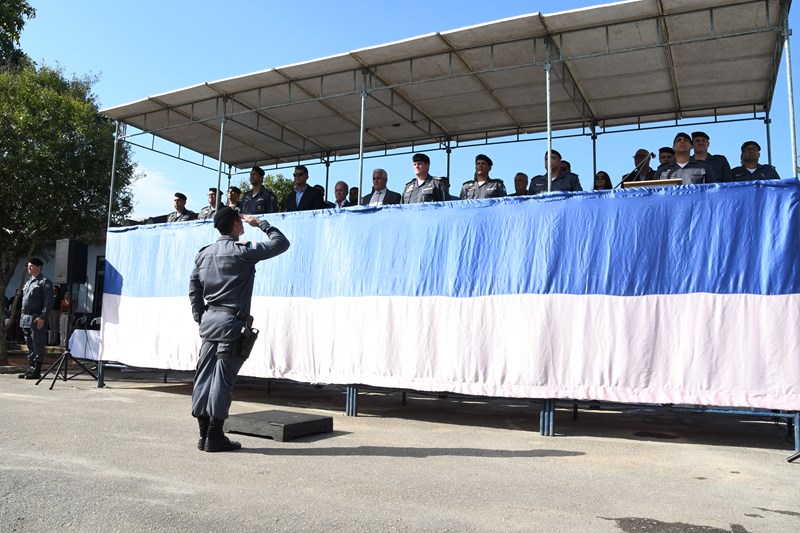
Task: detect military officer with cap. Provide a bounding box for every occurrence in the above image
[198,188,222,220]
[189,207,290,452]
[18,258,54,380]
[167,192,197,222]
[691,131,732,182]
[459,154,507,199]
[402,153,447,203]
[731,141,781,181]
[227,186,242,210]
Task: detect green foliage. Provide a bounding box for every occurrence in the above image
[264,173,293,212]
[0,64,139,311]
[0,0,35,70]
[238,173,293,212]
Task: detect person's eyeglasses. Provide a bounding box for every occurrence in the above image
[742,147,760,152]
[293,173,305,177]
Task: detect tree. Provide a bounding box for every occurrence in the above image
[0,0,35,70]
[0,65,139,364]
[265,173,294,212]
[237,173,294,212]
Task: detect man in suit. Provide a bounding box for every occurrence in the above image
[332,181,351,209]
[362,169,402,206]
[284,165,325,212]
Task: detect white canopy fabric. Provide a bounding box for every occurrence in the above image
[101,0,790,170]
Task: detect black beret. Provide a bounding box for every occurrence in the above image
[174,192,187,201]
[691,131,709,140]
[29,257,44,266]
[412,153,430,164]
[545,149,562,159]
[228,186,241,195]
[741,140,761,152]
[213,206,239,229]
[674,132,692,143]
[659,146,675,155]
[475,154,493,166]
[208,187,221,195]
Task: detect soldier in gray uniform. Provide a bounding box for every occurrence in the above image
[654,132,718,184]
[197,188,222,220]
[401,153,447,204]
[189,207,290,452]
[459,154,507,199]
[167,192,197,222]
[18,258,54,380]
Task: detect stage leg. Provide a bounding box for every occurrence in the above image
[345,385,359,416]
[539,399,554,436]
[97,361,105,388]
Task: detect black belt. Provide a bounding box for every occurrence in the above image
[206,305,249,321]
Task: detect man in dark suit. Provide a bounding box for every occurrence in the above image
[362,168,402,206]
[284,165,326,212]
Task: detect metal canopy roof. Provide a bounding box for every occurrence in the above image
[101,0,790,171]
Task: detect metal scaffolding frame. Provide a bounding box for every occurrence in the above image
[103,0,795,216]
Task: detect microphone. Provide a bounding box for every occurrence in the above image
[615,152,654,188]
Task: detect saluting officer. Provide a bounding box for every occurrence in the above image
[401,153,447,204]
[189,207,290,452]
[459,154,507,200]
[18,258,54,380]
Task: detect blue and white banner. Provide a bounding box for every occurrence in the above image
[101,180,800,409]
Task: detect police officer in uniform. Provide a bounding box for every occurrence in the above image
[459,154,507,199]
[241,167,279,215]
[731,141,781,181]
[189,207,290,452]
[198,188,222,220]
[401,153,447,203]
[18,258,54,380]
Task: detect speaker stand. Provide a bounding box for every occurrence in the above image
[36,348,98,390]
[36,295,97,390]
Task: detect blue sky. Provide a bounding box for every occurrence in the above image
[20,0,800,218]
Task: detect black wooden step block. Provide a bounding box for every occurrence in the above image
[225,410,333,442]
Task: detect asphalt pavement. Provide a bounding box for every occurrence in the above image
[1,358,798,532]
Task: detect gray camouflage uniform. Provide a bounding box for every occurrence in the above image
[21,273,54,364]
[189,220,290,419]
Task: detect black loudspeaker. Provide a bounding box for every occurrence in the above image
[55,239,88,284]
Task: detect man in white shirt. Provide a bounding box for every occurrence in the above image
[362,169,402,206]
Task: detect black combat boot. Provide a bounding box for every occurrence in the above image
[18,363,35,379]
[204,417,241,452]
[23,361,42,380]
[197,416,210,451]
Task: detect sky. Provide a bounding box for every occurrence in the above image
[19,0,800,219]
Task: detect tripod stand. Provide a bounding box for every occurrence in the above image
[36,286,97,390]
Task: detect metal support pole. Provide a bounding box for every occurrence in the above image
[357,71,368,205]
[591,130,598,180]
[106,121,120,228]
[784,14,798,177]
[445,139,452,181]
[545,43,553,193]
[324,155,331,202]
[539,399,555,436]
[765,109,773,166]
[345,385,359,416]
[215,98,227,201]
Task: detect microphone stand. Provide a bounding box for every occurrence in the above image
[614,154,653,189]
